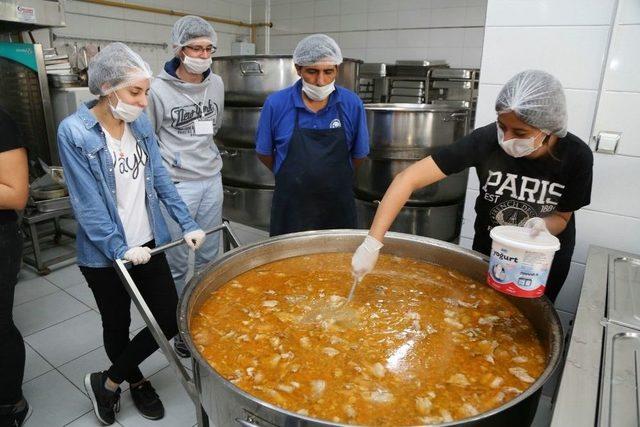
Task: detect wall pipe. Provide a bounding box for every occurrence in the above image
[76,0,272,41]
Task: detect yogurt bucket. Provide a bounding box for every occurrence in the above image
[487,225,560,298]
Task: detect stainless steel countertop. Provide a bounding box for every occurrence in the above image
[551,245,640,426]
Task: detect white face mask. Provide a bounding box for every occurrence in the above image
[497,125,546,158]
[301,79,335,101]
[182,54,212,74]
[109,94,143,123]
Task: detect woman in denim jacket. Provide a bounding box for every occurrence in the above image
[57,43,205,425]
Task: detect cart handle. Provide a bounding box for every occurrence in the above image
[113,220,241,408]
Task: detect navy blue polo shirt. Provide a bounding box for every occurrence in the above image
[255,79,369,174]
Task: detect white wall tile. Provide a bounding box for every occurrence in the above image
[464,27,485,47]
[398,0,431,11]
[465,6,487,26]
[340,31,367,48]
[428,47,463,67]
[271,2,291,19]
[342,47,367,60]
[462,46,482,68]
[573,210,640,264]
[480,26,609,90]
[619,0,640,24]
[432,0,466,8]
[314,15,342,32]
[340,13,368,31]
[429,28,466,47]
[593,91,640,157]
[314,0,341,16]
[564,89,599,143]
[486,0,616,26]
[289,17,316,33]
[589,153,640,218]
[366,30,398,48]
[368,0,398,12]
[602,24,640,92]
[474,83,501,128]
[364,47,399,62]
[459,236,474,250]
[430,7,467,27]
[290,1,315,18]
[467,167,480,190]
[396,29,430,48]
[340,0,368,14]
[397,8,431,28]
[461,188,479,239]
[554,261,586,314]
[367,11,398,30]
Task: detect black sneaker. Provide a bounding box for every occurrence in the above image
[84,372,121,425]
[0,398,33,426]
[174,336,191,358]
[130,380,164,420]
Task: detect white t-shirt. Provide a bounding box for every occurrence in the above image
[103,124,154,247]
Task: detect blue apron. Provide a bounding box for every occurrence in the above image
[269,104,357,236]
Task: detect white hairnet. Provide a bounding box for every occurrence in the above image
[171,16,217,54]
[293,34,343,66]
[88,42,152,96]
[495,70,568,137]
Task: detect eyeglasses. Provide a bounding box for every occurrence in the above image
[184,45,217,54]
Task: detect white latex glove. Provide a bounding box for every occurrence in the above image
[524,217,548,237]
[351,235,384,280]
[124,246,152,265]
[184,229,206,251]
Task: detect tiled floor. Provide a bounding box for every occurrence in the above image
[12,222,556,426]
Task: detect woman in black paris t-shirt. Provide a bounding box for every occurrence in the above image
[352,70,593,303]
[0,107,31,425]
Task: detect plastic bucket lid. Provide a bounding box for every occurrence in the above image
[489,225,560,252]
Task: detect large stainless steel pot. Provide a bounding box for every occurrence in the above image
[365,103,469,152]
[178,230,564,427]
[219,145,274,187]
[355,198,463,242]
[355,103,471,204]
[212,55,362,106]
[216,107,261,149]
[355,151,469,204]
[222,184,273,231]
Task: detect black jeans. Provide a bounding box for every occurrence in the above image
[80,245,179,384]
[0,221,25,405]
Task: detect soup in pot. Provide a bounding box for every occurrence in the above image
[191,253,546,425]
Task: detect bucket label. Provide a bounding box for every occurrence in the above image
[487,244,554,298]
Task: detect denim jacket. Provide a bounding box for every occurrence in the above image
[57,101,199,267]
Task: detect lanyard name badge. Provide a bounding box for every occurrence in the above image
[184,89,214,135]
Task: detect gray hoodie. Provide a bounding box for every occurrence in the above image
[147,60,224,182]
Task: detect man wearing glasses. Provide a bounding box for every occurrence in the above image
[147,16,223,358]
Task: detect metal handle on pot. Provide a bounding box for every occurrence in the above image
[223,188,240,197]
[239,60,264,75]
[113,221,240,411]
[443,112,469,122]
[220,148,239,158]
[235,419,261,427]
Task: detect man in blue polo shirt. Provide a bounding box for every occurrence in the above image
[256,34,369,236]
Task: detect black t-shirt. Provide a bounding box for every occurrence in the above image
[0,108,25,223]
[432,122,593,258]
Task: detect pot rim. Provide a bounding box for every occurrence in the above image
[212,55,363,64]
[365,103,470,113]
[178,229,564,427]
